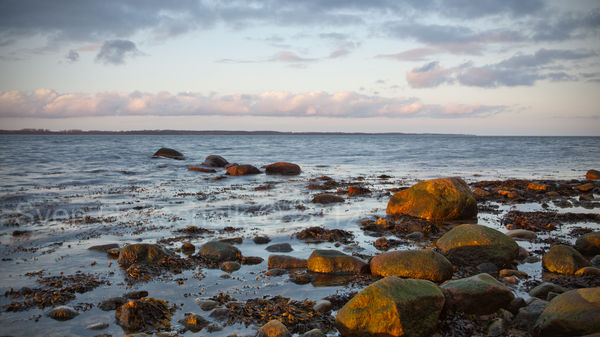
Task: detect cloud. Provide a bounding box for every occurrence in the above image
[0,89,506,119]
[65,49,79,63]
[406,49,598,88]
[532,8,600,41]
[95,40,140,65]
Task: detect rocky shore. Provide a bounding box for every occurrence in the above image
[1,149,599,337]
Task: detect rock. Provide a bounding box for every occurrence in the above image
[253,235,271,244]
[241,256,264,265]
[187,167,216,173]
[115,298,171,332]
[487,318,507,337]
[265,162,301,175]
[592,255,600,266]
[267,255,307,269]
[311,193,344,204]
[528,183,548,191]
[586,169,600,180]
[202,155,229,167]
[513,299,548,331]
[441,273,514,315]
[370,249,453,282]
[498,189,519,198]
[46,305,79,321]
[265,268,287,276]
[529,282,566,299]
[178,313,208,332]
[88,243,119,252]
[181,242,195,254]
[99,297,127,311]
[266,243,293,252]
[435,224,519,267]
[307,249,367,274]
[575,266,600,276]
[386,177,477,221]
[506,229,537,240]
[225,164,260,176]
[220,261,241,273]
[300,329,326,337]
[534,288,600,337]
[477,262,499,276]
[313,300,332,313]
[117,243,174,268]
[335,277,445,337]
[197,241,241,262]
[257,319,292,337]
[509,297,527,315]
[86,322,109,330]
[125,290,149,299]
[499,269,528,279]
[575,232,600,255]
[473,187,491,198]
[347,186,370,196]
[542,244,590,274]
[406,231,424,241]
[290,272,314,285]
[195,298,218,311]
[152,148,184,160]
[574,182,595,192]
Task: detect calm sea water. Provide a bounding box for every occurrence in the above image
[0,135,598,336]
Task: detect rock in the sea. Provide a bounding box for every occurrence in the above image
[307,249,367,274]
[386,177,477,221]
[335,277,445,337]
[257,319,292,337]
[118,244,174,268]
[253,235,271,244]
[225,164,260,176]
[575,232,600,255]
[202,155,229,167]
[88,243,120,252]
[86,322,109,330]
[574,182,595,192]
[178,313,209,332]
[441,273,514,315]
[542,244,590,274]
[241,256,264,265]
[506,229,537,240]
[195,298,218,311]
[266,243,293,252]
[586,169,600,180]
[220,261,241,273]
[265,162,301,175]
[46,305,79,321]
[267,255,307,269]
[311,193,344,204]
[187,167,216,173]
[115,298,171,332]
[435,224,519,267]
[181,242,195,254]
[98,297,127,311]
[534,288,600,337]
[529,282,566,299]
[197,241,241,262]
[370,249,453,282]
[152,148,184,160]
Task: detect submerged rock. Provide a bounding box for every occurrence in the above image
[542,244,590,274]
[197,241,241,262]
[534,288,600,337]
[152,148,184,160]
[307,249,367,274]
[441,273,514,315]
[118,244,174,268]
[370,249,453,282]
[257,319,292,337]
[225,164,260,176]
[268,255,307,269]
[335,277,445,337]
[265,162,301,175]
[46,305,79,321]
[575,231,600,255]
[386,177,477,221]
[115,298,171,332]
[266,243,293,252]
[202,155,229,167]
[435,223,519,267]
[98,297,127,311]
[88,243,119,252]
[311,193,344,204]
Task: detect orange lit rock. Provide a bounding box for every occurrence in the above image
[225,164,260,176]
[115,298,171,332]
[307,249,367,274]
[118,243,174,268]
[188,167,216,173]
[370,249,453,282]
[586,169,600,180]
[265,162,301,175]
[542,245,590,274]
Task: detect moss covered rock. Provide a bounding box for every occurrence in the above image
[534,288,600,337]
[386,177,477,221]
[370,249,453,282]
[118,243,174,268]
[307,249,367,274]
[335,277,444,337]
[542,245,590,274]
[435,224,519,267]
[197,241,241,262]
[441,273,514,315]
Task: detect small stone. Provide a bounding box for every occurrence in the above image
[124,290,148,299]
[220,261,241,273]
[505,229,537,240]
[590,255,600,266]
[529,282,566,299]
[253,235,271,244]
[313,300,332,313]
[206,323,224,332]
[187,167,216,173]
[266,243,293,252]
[513,299,548,330]
[406,231,424,241]
[181,242,195,254]
[311,193,344,204]
[477,262,499,276]
[307,249,367,274]
[202,155,229,167]
[499,269,528,279]
[225,164,260,176]
[98,297,127,311]
[178,313,209,332]
[265,162,301,175]
[527,183,548,191]
[487,318,506,337]
[241,256,264,265]
[87,322,109,330]
[508,297,527,315]
[194,298,218,311]
[46,305,79,321]
[197,241,241,262]
[574,182,595,192]
[441,273,515,315]
[586,169,600,180]
[115,298,171,332]
[257,319,292,337]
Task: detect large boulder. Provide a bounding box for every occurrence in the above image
[435,224,519,267]
[115,298,171,332]
[197,241,241,262]
[307,249,367,274]
[386,177,477,221]
[534,288,600,337]
[575,232,600,255]
[265,162,301,175]
[118,243,174,267]
[152,147,184,160]
[370,249,453,282]
[225,164,260,176]
[202,155,229,167]
[441,273,514,315]
[542,245,590,274]
[335,277,445,337]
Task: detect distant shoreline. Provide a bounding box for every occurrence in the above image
[0,129,470,136]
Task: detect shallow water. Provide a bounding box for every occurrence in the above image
[0,135,599,336]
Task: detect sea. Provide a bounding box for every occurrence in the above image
[0,134,599,336]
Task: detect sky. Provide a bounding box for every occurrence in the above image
[0,0,599,135]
